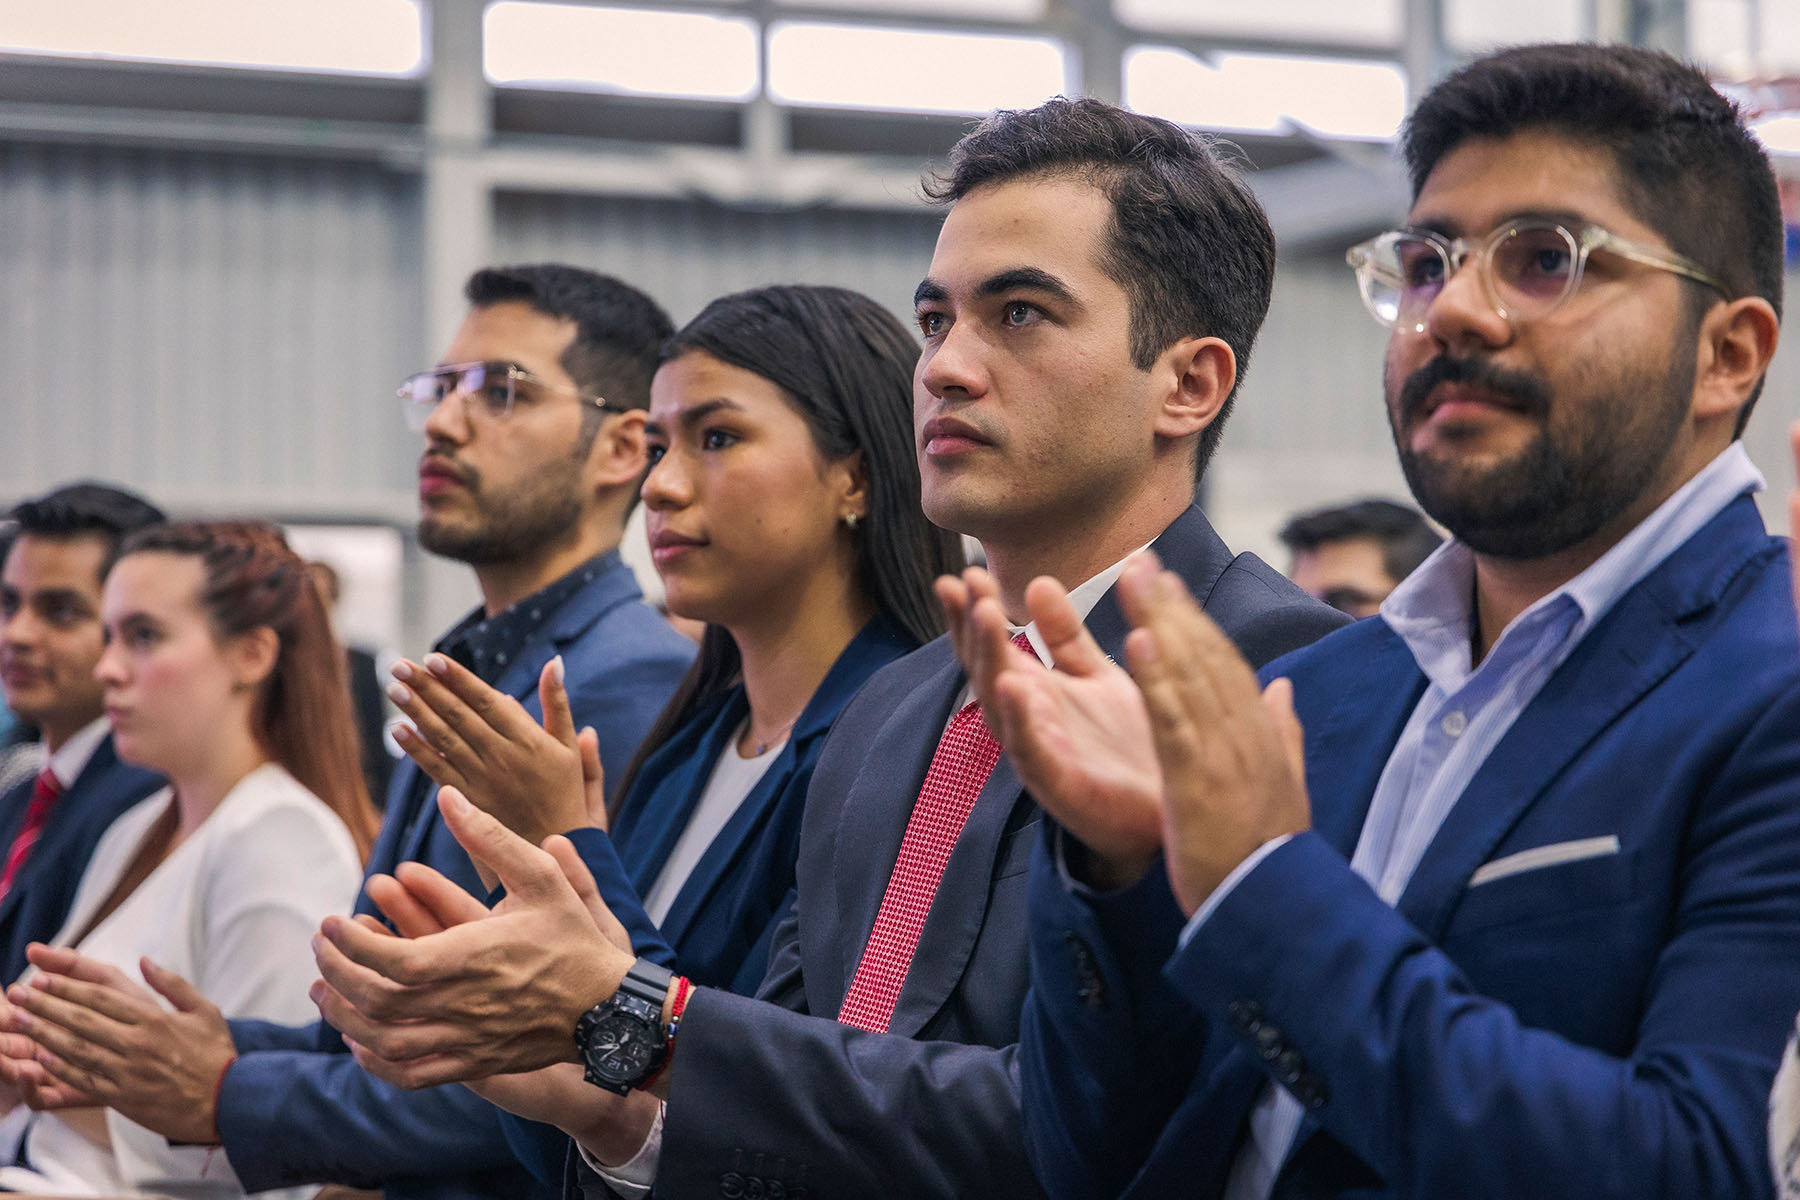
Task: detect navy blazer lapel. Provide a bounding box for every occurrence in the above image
[1298,629,1425,857]
[617,695,745,897]
[0,738,151,929]
[1395,497,1771,942]
[657,736,799,951]
[886,509,1231,1036]
[832,642,962,995]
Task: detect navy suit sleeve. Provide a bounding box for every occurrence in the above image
[228,1016,340,1055]
[1019,832,1225,1200]
[1173,700,1800,1200]
[494,826,677,1187]
[219,1043,547,1193]
[1029,678,1800,1200]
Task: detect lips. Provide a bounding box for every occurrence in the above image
[648,528,706,565]
[418,456,471,497]
[920,415,994,456]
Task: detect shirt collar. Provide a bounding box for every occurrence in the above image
[1381,442,1763,692]
[47,715,111,789]
[436,551,618,684]
[1012,543,1152,667]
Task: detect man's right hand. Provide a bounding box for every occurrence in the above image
[939,561,1166,890]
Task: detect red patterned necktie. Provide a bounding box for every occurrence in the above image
[0,769,62,902]
[839,633,1035,1033]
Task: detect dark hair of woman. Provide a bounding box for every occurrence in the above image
[119,520,380,860]
[612,285,964,811]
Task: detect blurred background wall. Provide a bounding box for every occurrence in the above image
[1,0,1796,653]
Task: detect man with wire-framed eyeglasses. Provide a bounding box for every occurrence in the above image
[1015,40,1800,1200]
[398,360,631,432]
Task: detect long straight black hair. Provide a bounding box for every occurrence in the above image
[611,285,963,811]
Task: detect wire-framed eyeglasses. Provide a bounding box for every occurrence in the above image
[397,361,626,432]
[1345,218,1730,333]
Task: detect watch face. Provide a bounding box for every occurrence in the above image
[589,1012,656,1081]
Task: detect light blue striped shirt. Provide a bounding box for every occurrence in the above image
[1197,442,1765,1200]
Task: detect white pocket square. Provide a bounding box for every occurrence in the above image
[1469,835,1622,887]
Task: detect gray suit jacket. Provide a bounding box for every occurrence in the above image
[634,506,1348,1199]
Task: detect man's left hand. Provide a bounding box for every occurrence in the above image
[311,786,635,1089]
[0,946,234,1144]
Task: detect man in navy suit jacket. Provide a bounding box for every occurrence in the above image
[1012,43,1800,1200]
[0,483,165,984]
[8,266,693,1200]
[301,98,1344,1197]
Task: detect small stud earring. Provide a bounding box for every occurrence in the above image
[844,513,860,530]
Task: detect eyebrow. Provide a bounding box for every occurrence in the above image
[28,587,93,610]
[914,267,1080,309]
[1407,209,1596,238]
[645,397,746,437]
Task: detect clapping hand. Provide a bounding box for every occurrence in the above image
[311,787,639,1089]
[388,653,610,864]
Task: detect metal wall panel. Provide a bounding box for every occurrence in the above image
[1,140,424,517]
[493,190,945,329]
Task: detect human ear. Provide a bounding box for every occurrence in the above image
[1153,336,1237,442]
[229,626,280,692]
[1691,295,1780,425]
[586,410,649,492]
[829,449,870,526]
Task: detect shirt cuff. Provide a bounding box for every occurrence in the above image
[1177,834,1293,950]
[577,1101,664,1199]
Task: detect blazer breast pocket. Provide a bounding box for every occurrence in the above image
[1451,837,1637,936]
[993,818,1044,881]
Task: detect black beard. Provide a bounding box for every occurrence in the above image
[1390,353,1686,561]
[417,467,584,566]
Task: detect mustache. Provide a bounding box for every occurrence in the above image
[1398,355,1552,424]
[421,451,477,488]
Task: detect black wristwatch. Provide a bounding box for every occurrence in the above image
[574,958,675,1095]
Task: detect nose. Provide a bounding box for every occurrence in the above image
[93,637,126,688]
[1,604,37,650]
[640,445,693,512]
[917,317,991,403]
[420,386,473,447]
[1420,248,1512,352]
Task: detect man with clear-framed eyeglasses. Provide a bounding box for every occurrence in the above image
[1013,41,1800,1200]
[0,264,694,1200]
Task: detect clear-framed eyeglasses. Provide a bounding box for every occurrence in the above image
[1344,217,1730,333]
[397,361,626,433]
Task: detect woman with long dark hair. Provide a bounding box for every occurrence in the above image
[0,521,375,1197]
[374,283,961,1178]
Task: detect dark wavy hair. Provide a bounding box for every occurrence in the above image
[119,521,378,861]
[924,96,1276,480]
[612,286,964,809]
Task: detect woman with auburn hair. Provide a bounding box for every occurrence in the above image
[0,520,374,1198]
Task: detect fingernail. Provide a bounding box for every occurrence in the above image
[551,655,565,686]
[386,682,412,705]
[424,653,450,676]
[391,660,413,682]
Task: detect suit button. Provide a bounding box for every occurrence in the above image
[1254,1025,1283,1059]
[720,1173,745,1198]
[1227,1000,1263,1032]
[1275,1048,1305,1083]
[1064,933,1107,1011]
[1294,1073,1330,1109]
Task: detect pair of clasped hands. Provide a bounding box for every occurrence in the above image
[21,419,1800,1139]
